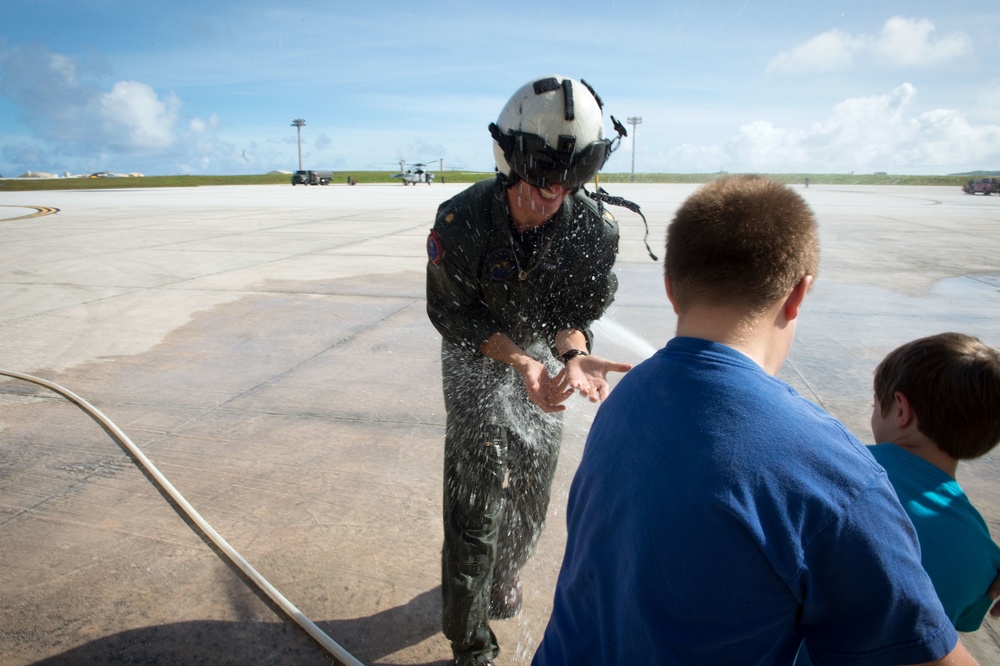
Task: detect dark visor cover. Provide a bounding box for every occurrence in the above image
[490,124,612,190]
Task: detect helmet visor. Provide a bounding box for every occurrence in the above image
[504,130,612,190]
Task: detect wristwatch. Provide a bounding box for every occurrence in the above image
[560,349,589,364]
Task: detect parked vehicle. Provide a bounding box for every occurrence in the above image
[962,177,1000,195]
[292,170,332,186]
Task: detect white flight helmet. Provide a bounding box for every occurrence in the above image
[489,76,621,190]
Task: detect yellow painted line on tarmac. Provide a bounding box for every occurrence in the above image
[0,205,60,221]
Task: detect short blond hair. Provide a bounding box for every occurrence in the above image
[665,175,819,313]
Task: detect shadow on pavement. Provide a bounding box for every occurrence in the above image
[31,587,447,666]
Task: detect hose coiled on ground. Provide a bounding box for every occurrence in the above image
[0,369,365,666]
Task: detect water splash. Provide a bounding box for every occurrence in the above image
[592,317,660,361]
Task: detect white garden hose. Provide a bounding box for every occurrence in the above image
[0,369,365,666]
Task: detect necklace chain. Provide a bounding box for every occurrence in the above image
[508,229,556,281]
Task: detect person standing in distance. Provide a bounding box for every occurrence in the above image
[426,75,633,666]
[532,175,977,665]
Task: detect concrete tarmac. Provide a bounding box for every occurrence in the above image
[1,181,998,665]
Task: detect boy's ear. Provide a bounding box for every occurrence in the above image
[665,275,680,315]
[783,275,814,321]
[892,390,916,428]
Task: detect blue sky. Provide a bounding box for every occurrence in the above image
[1,0,998,177]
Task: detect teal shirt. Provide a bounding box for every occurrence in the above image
[870,443,1000,631]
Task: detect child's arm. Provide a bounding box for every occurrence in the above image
[990,572,1000,618]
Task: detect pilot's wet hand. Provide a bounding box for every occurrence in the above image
[555,354,633,403]
[519,358,567,413]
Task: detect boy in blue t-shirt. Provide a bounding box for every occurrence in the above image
[535,176,973,666]
[870,332,1000,630]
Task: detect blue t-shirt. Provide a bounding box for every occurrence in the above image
[870,443,1000,632]
[534,337,956,666]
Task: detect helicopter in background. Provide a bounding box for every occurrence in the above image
[390,160,436,185]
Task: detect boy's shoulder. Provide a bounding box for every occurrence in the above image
[868,442,912,464]
[869,443,982,524]
[870,443,1000,631]
[868,442,958,482]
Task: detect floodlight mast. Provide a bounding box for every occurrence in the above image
[627,116,642,183]
[291,119,306,171]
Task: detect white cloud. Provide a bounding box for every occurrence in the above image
[874,17,971,67]
[0,43,221,172]
[768,17,972,74]
[767,30,861,74]
[99,81,179,150]
[975,81,1000,123]
[725,121,811,169]
[667,83,1000,173]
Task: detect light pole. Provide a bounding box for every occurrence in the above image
[627,116,642,183]
[291,119,306,170]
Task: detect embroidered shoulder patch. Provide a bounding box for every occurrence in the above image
[427,229,445,265]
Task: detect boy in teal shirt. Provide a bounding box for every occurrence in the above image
[870,332,1000,630]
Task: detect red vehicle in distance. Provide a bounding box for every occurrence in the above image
[962,177,1000,195]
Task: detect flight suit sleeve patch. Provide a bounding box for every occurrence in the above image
[427,229,445,265]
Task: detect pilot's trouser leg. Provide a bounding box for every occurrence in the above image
[492,397,561,590]
[439,341,562,664]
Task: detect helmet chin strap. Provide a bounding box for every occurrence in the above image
[495,168,520,189]
[583,186,659,261]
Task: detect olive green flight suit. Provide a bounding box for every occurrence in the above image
[426,177,619,664]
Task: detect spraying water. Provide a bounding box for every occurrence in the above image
[592,317,660,361]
